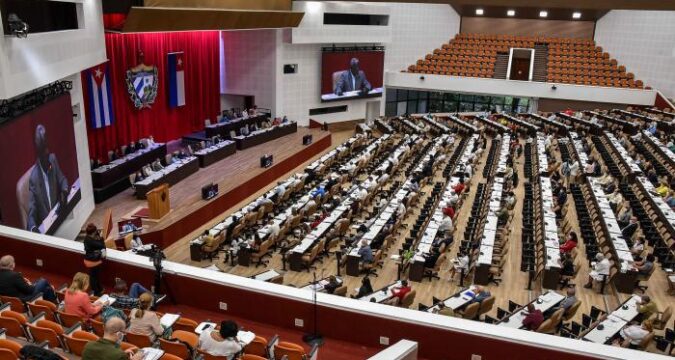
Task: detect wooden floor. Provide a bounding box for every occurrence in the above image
[164,127,672,355]
[86,127,330,238]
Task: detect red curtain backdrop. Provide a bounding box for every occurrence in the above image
[84,31,220,161]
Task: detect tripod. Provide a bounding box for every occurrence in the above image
[302,271,324,347]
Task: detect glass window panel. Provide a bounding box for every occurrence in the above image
[396,101,407,116]
[407,100,418,113]
[460,94,474,102]
[385,88,397,103]
[429,99,442,113]
[442,101,457,113]
[408,91,419,100]
[504,96,513,105]
[475,95,490,103]
[474,102,489,112]
[445,93,459,102]
[396,89,408,102]
[491,96,505,105]
[418,99,428,114]
[459,102,474,112]
[385,102,397,116]
[430,92,443,100]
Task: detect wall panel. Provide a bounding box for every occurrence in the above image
[460,17,595,38]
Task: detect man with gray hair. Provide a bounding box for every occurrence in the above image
[0,255,57,303]
[82,317,143,360]
[334,57,372,96]
[584,253,611,288]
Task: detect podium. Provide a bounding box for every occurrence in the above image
[147,184,170,220]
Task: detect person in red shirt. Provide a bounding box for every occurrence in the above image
[522,304,544,330]
[560,231,578,254]
[453,179,465,194]
[442,204,455,219]
[383,280,412,306]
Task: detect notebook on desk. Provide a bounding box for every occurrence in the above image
[160,313,180,329]
[141,347,164,360]
[94,294,116,306]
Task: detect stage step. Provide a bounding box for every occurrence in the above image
[532,44,549,82]
[493,53,509,80]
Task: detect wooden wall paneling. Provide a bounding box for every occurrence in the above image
[460,17,596,38]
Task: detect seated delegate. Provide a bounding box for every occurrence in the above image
[0,255,58,303]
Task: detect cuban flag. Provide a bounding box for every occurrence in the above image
[167,51,185,108]
[86,62,115,128]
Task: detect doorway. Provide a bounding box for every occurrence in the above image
[507,48,534,81]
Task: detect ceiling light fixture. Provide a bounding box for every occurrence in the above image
[572,12,582,19]
[507,10,515,17]
[539,10,548,18]
[476,8,484,16]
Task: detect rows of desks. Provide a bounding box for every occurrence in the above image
[582,295,642,344]
[91,143,167,202]
[641,131,675,170]
[233,122,298,150]
[446,114,479,133]
[134,157,200,199]
[604,132,642,178]
[420,114,451,133]
[194,140,236,167]
[204,114,268,138]
[524,113,571,133]
[497,291,565,329]
[556,113,603,135]
[588,111,638,135]
[587,178,638,293]
[409,135,478,282]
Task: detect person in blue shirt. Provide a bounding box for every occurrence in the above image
[468,286,491,305]
[357,240,373,264]
[312,186,326,199]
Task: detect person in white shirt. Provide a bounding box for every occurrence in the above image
[438,215,453,235]
[448,251,469,281]
[357,188,368,201]
[267,218,280,238]
[464,163,473,179]
[130,231,143,249]
[584,253,611,288]
[396,203,406,218]
[617,321,652,347]
[448,191,460,206]
[198,320,244,359]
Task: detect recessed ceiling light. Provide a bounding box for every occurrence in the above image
[476,8,484,15]
[572,12,582,19]
[507,10,516,17]
[539,10,548,18]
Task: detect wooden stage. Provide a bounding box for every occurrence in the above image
[86,127,331,248]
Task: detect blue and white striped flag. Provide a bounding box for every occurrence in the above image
[86,62,115,128]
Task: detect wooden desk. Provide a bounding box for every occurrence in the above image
[234,122,297,150]
[204,115,268,138]
[196,141,236,167]
[134,157,200,200]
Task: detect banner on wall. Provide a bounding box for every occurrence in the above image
[126,62,158,109]
[85,62,115,129]
[167,51,186,108]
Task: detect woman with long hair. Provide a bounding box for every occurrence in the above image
[128,292,165,341]
[63,272,103,320]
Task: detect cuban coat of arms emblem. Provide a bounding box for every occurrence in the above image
[126,51,158,109]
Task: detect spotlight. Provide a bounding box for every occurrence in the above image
[572,12,582,19]
[539,11,548,18]
[507,10,515,17]
[475,8,484,16]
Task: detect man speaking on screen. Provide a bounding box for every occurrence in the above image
[27,124,69,232]
[334,57,372,96]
